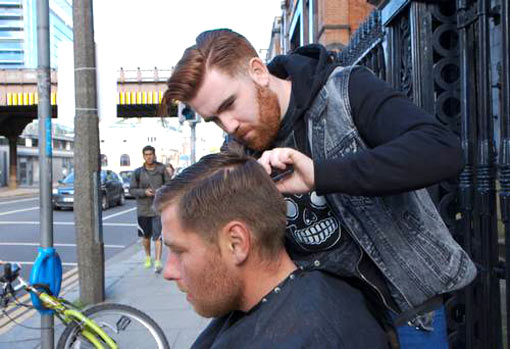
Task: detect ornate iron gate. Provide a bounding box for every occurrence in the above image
[339,0,509,347]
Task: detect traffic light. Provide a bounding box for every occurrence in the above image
[177,102,198,123]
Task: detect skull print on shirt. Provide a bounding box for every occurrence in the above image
[285,191,341,252]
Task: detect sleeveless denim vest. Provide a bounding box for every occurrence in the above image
[306,66,477,311]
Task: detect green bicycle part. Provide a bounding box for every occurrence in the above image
[38,292,67,312]
[36,293,117,349]
[79,329,108,349]
[63,309,118,349]
[63,328,115,349]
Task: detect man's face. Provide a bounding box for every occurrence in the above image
[162,204,242,318]
[190,68,281,151]
[143,150,155,165]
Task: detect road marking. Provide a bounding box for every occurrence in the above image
[102,207,137,221]
[0,267,79,334]
[2,261,78,266]
[0,206,39,216]
[0,221,137,227]
[0,197,38,206]
[0,206,135,220]
[0,243,125,248]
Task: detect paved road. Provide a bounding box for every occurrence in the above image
[0,195,140,281]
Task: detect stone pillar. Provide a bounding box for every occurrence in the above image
[7,136,17,189]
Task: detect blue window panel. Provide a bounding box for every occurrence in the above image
[0,40,22,50]
[0,51,23,60]
[0,19,23,28]
[0,31,23,38]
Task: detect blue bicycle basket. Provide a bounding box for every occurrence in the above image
[29,247,62,314]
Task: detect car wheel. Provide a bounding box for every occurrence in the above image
[118,192,125,206]
[53,204,60,211]
[101,194,108,210]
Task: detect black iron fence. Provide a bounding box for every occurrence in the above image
[339,0,509,347]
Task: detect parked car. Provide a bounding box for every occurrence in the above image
[119,170,134,199]
[52,170,125,210]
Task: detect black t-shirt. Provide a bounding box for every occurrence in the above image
[191,269,389,349]
[275,121,361,277]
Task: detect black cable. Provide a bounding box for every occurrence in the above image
[1,308,67,332]
[12,294,36,309]
[1,308,53,330]
[0,337,40,344]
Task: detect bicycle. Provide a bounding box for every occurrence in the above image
[1,262,170,348]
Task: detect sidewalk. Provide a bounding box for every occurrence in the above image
[0,241,209,348]
[0,186,39,198]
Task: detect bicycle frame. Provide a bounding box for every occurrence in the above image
[35,291,118,349]
[3,263,169,349]
[3,274,119,349]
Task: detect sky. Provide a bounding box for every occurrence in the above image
[92,0,282,69]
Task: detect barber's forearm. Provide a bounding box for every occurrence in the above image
[314,130,463,197]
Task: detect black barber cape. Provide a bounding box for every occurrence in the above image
[191,269,389,348]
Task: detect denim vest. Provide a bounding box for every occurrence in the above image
[306,66,477,311]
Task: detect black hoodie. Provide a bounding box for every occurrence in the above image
[268,45,463,197]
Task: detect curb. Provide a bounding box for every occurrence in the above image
[0,190,39,199]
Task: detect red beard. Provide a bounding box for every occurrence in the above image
[241,84,281,151]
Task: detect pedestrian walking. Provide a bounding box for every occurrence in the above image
[129,145,171,273]
[160,28,477,348]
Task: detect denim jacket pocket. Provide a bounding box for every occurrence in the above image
[345,196,375,207]
[327,131,359,158]
[400,211,455,282]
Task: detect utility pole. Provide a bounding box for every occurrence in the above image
[190,122,196,164]
[36,1,54,346]
[73,0,105,304]
[177,102,200,164]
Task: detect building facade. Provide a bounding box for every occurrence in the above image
[0,0,73,68]
[0,0,72,188]
[0,122,74,187]
[99,119,183,177]
[267,0,373,60]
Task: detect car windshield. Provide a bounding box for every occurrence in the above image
[62,172,107,184]
[62,173,74,184]
[120,171,132,182]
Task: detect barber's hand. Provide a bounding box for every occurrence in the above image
[145,188,155,197]
[258,148,315,194]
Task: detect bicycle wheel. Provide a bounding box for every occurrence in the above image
[57,303,170,349]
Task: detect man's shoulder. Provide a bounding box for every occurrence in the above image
[327,64,358,83]
[154,162,167,171]
[288,270,363,306]
[193,271,388,348]
[132,167,143,179]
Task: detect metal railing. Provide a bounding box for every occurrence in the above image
[339,1,509,347]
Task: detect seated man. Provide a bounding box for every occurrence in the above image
[154,151,390,348]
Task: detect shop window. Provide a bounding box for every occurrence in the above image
[120,154,130,167]
[100,154,108,167]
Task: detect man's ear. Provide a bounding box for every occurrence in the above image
[248,57,270,87]
[219,221,251,266]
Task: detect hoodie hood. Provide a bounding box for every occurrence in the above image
[267,44,340,143]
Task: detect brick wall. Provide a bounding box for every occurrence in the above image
[267,0,374,59]
[317,0,374,49]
